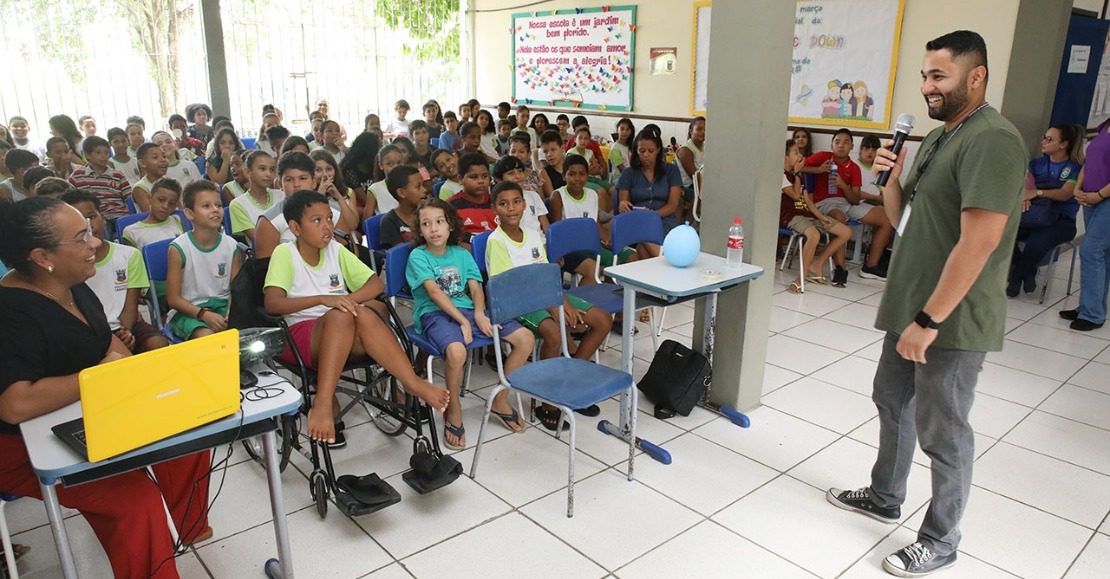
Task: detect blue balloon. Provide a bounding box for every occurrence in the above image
[662,223,701,268]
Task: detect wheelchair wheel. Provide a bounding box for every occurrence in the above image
[242,414,297,472]
[310,470,328,519]
[368,374,408,437]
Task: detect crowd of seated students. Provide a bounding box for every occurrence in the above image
[0,98,714,576]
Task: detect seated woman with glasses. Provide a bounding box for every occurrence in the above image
[0,197,213,578]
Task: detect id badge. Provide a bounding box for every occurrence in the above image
[897,204,912,237]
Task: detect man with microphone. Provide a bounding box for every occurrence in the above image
[826,30,1026,577]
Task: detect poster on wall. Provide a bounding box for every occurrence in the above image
[511,6,636,111]
[789,0,906,129]
[690,1,711,115]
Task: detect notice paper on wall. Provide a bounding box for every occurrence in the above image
[511,6,637,111]
[1069,45,1092,74]
[789,0,906,130]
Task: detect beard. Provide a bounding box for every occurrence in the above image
[925,80,970,122]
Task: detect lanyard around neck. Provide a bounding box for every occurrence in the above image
[909,102,990,204]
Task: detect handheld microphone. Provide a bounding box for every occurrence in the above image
[875,113,915,188]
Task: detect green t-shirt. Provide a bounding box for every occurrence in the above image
[405,245,482,332]
[875,106,1026,352]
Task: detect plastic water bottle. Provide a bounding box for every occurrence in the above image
[828,163,839,197]
[727,217,744,267]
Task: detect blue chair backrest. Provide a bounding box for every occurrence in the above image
[471,230,492,277]
[126,196,137,214]
[242,137,258,150]
[487,263,564,326]
[363,214,385,251]
[141,238,174,282]
[804,173,816,194]
[115,211,193,243]
[430,137,441,148]
[223,210,233,235]
[611,210,663,254]
[194,156,207,178]
[384,244,413,299]
[546,217,602,263]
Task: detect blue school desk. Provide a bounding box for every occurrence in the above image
[19,370,302,579]
[604,254,764,467]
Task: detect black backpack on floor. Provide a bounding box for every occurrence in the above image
[637,339,711,418]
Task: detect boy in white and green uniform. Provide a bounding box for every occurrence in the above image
[228,187,282,237]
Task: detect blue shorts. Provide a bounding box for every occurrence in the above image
[419,308,523,353]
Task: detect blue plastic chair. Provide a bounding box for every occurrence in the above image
[141,239,184,344]
[383,244,494,396]
[114,210,193,243]
[241,137,257,150]
[430,137,440,148]
[610,211,671,349]
[126,195,137,215]
[545,218,623,314]
[222,210,233,235]
[194,156,207,178]
[1,492,20,579]
[362,215,387,273]
[471,230,493,279]
[470,262,635,518]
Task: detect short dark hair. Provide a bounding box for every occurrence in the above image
[5,149,40,173]
[860,135,881,150]
[45,136,67,152]
[492,180,523,204]
[106,127,126,141]
[60,188,99,209]
[167,114,187,127]
[386,165,422,197]
[276,151,312,176]
[457,152,488,178]
[81,136,110,156]
[571,115,588,129]
[575,125,591,136]
[182,179,220,209]
[136,142,160,160]
[458,121,480,137]
[409,119,429,134]
[0,196,66,274]
[395,99,411,110]
[497,102,511,111]
[492,155,525,179]
[509,133,531,148]
[34,179,72,198]
[185,103,212,123]
[266,125,290,141]
[563,154,588,175]
[497,118,515,130]
[926,30,988,74]
[834,128,854,140]
[555,114,569,122]
[540,130,564,146]
[443,111,458,121]
[126,115,146,127]
[282,190,330,224]
[150,177,183,198]
[245,149,273,169]
[23,168,57,193]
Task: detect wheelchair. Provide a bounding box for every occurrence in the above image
[231,256,461,519]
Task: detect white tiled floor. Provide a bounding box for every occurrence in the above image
[7,258,1110,578]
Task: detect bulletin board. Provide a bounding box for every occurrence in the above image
[789,0,906,129]
[690,1,712,116]
[511,5,637,111]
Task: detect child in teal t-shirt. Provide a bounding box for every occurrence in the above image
[405,197,533,449]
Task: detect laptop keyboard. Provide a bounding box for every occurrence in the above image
[74,429,87,446]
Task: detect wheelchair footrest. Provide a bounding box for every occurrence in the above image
[402,453,462,495]
[335,474,401,516]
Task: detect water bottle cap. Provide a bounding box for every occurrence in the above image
[733,217,742,224]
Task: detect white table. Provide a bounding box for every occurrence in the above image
[20,370,302,579]
[604,254,764,470]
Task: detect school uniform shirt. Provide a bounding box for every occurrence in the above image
[384,117,411,138]
[436,178,463,201]
[564,138,603,161]
[69,165,133,219]
[479,133,500,160]
[448,191,498,236]
[369,180,399,214]
[521,189,548,234]
[803,151,862,204]
[14,140,46,162]
[379,209,414,248]
[322,147,346,164]
[264,240,374,327]
[267,204,343,244]
[565,146,595,164]
[223,180,248,199]
[122,214,187,249]
[0,178,26,202]
[166,159,202,188]
[228,188,283,234]
[87,241,150,330]
[486,226,547,278]
[676,140,704,188]
[167,231,239,321]
[110,155,141,186]
[855,158,880,198]
[405,245,482,333]
[556,185,599,221]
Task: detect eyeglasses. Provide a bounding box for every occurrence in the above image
[1042,135,1056,142]
[56,218,95,246]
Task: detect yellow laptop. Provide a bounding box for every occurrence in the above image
[54,330,242,462]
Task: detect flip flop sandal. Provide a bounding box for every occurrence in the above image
[534,405,569,432]
[443,419,466,450]
[491,407,524,432]
[13,543,30,560]
[788,281,804,294]
[806,275,828,285]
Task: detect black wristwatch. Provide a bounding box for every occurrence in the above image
[914,310,940,330]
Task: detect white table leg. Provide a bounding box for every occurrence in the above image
[40,481,77,579]
[620,285,636,430]
[262,430,294,579]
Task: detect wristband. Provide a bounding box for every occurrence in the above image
[914,310,940,330]
[196,307,210,320]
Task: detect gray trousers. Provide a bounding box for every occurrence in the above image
[869,333,985,555]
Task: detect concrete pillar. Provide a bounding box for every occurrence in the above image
[692,0,795,412]
[1000,0,1073,155]
[200,0,231,116]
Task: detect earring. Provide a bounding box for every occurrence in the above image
[46,265,54,273]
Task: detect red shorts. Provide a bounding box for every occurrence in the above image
[279,318,318,368]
